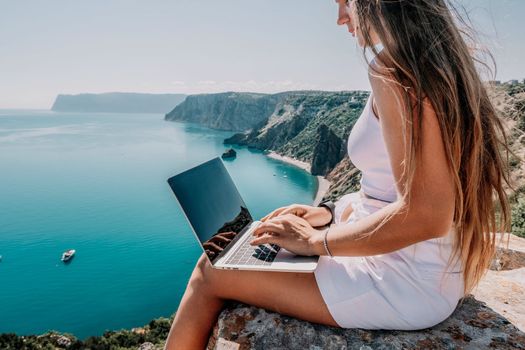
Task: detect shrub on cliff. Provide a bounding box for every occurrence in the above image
[512,196,525,237]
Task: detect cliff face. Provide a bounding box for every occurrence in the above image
[311,124,346,176]
[51,93,187,113]
[165,92,279,131]
[165,90,368,176]
[321,156,362,202]
[224,91,369,175]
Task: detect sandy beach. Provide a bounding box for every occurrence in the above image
[266,151,332,205]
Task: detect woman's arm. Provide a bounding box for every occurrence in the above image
[251,70,456,257]
[310,70,457,257]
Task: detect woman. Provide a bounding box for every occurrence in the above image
[165,0,511,348]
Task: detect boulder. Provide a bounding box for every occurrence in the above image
[207,296,525,350]
[138,342,156,350]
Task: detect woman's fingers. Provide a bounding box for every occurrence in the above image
[279,207,298,217]
[261,208,280,222]
[252,221,285,237]
[261,205,308,223]
[261,206,287,222]
[250,232,282,246]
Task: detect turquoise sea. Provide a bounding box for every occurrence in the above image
[0,110,318,339]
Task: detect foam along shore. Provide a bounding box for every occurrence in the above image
[266,151,331,206]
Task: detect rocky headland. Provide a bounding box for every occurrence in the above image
[165,92,281,132]
[51,92,187,114]
[222,90,369,177]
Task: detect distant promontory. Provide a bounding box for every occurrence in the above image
[51,92,187,113]
[165,92,280,131]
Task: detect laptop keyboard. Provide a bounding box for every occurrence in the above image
[225,232,281,266]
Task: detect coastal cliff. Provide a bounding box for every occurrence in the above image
[51,93,187,114]
[164,90,368,175]
[223,91,369,176]
[164,92,280,132]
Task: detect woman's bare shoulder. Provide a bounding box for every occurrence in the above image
[367,63,436,123]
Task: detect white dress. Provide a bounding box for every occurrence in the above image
[313,94,464,330]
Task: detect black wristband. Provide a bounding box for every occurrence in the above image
[318,200,335,225]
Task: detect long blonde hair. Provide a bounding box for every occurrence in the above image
[354,0,513,293]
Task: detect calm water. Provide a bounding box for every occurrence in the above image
[0,110,317,338]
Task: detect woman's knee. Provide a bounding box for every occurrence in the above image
[187,253,216,292]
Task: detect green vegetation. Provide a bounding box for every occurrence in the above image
[0,318,172,350]
[224,91,369,166]
[511,196,525,238]
[501,81,525,97]
[276,92,368,162]
[499,82,525,237]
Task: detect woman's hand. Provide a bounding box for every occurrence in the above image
[260,204,332,228]
[250,214,325,256]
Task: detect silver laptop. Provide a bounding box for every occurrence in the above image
[167,157,318,272]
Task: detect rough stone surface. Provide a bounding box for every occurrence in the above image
[473,233,525,332]
[138,342,156,350]
[208,296,525,350]
[473,268,525,332]
[491,234,525,271]
[55,335,72,347]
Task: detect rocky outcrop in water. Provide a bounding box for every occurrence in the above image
[221,148,237,159]
[51,92,187,113]
[165,92,279,131]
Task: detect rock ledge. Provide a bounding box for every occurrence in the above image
[208,296,524,350]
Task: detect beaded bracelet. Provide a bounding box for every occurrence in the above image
[323,226,333,257]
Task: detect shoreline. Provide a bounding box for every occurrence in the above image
[266,151,331,205]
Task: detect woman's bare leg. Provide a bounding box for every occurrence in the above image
[165,253,338,350]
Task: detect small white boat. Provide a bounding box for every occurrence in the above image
[61,249,76,262]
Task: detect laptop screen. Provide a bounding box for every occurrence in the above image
[167,157,253,262]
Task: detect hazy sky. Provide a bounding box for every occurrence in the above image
[1,0,524,109]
